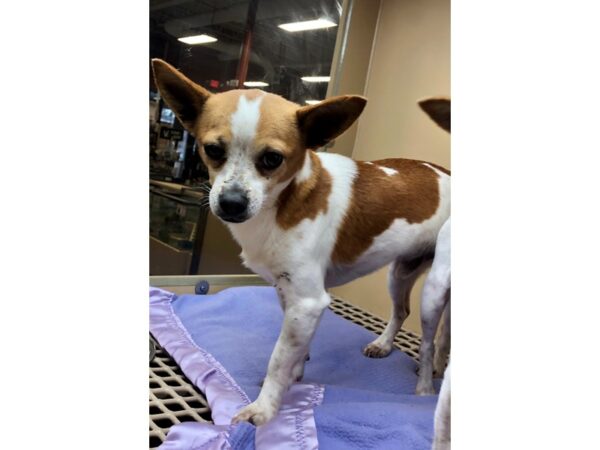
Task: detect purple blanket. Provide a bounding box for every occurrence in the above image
[150,286,437,449]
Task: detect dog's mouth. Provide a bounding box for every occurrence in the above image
[217,212,250,224]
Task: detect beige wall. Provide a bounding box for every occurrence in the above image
[193,0,383,277]
[329,0,450,334]
[196,214,252,275]
[326,0,381,157]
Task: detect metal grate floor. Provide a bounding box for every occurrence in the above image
[149,336,213,448]
[149,295,422,449]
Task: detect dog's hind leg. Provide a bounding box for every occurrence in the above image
[432,361,451,450]
[434,298,451,377]
[416,284,449,394]
[416,219,451,394]
[363,256,430,358]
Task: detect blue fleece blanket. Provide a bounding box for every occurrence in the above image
[150,286,437,449]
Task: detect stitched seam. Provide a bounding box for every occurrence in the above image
[195,432,222,450]
[150,289,251,408]
[190,426,234,450]
[309,384,324,407]
[295,413,307,450]
[164,298,251,405]
[293,384,324,450]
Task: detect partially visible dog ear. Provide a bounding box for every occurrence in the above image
[151,59,212,133]
[418,97,451,133]
[297,95,367,149]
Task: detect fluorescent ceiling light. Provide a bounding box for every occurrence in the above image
[278,19,337,32]
[305,100,322,105]
[243,81,269,87]
[301,76,331,83]
[178,34,217,45]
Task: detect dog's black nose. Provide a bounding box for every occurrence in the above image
[218,188,249,222]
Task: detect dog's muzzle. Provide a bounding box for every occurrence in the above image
[217,187,249,223]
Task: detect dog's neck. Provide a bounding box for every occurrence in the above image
[275,151,331,230]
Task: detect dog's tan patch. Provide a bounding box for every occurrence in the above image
[276,152,332,229]
[196,89,263,142]
[256,94,307,183]
[196,90,307,181]
[331,159,447,264]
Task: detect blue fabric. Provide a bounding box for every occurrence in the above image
[170,286,437,449]
[228,423,255,449]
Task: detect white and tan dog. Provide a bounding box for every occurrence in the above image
[415,98,451,396]
[414,98,451,450]
[152,59,451,426]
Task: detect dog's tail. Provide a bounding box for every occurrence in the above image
[418,97,450,133]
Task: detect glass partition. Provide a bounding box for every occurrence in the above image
[150,0,346,275]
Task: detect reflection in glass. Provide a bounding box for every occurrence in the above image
[149,0,344,275]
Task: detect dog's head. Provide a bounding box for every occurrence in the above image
[152,59,366,224]
[418,97,450,133]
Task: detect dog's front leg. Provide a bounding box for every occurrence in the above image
[275,279,310,381]
[232,284,330,426]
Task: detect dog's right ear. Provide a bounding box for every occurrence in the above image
[296,95,367,149]
[151,59,212,133]
[418,97,450,133]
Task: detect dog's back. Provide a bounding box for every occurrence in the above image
[324,155,450,288]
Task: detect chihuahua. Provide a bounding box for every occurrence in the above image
[415,97,451,396]
[152,59,451,426]
[414,98,451,450]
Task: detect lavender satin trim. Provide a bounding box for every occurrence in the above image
[256,383,324,450]
[150,287,251,426]
[150,287,324,449]
[158,423,231,450]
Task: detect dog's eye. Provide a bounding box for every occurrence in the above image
[204,144,226,161]
[259,151,284,170]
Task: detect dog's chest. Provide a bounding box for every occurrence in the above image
[228,210,335,284]
[228,216,296,283]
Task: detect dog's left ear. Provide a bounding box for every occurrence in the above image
[418,97,451,133]
[297,95,367,149]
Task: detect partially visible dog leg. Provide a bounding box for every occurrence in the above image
[261,347,308,385]
[275,280,309,382]
[291,353,308,382]
[233,278,330,426]
[432,361,451,450]
[416,219,450,395]
[363,257,429,358]
[434,299,451,377]
[416,284,448,394]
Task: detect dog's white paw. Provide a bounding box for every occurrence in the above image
[415,381,436,396]
[231,401,277,426]
[362,341,393,358]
